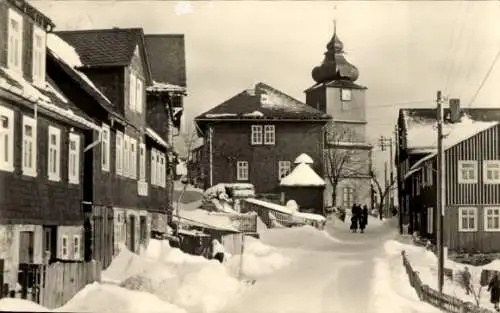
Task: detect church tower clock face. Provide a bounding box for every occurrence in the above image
[341,88,352,101]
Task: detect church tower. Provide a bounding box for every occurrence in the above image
[305,22,373,209]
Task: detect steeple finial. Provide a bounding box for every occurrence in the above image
[333,5,337,38]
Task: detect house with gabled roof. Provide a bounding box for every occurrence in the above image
[397,99,500,253]
[45,27,176,265]
[193,82,331,211]
[0,0,103,287]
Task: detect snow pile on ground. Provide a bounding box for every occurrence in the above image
[385,239,498,310]
[226,236,291,279]
[371,241,442,313]
[0,298,51,312]
[260,225,340,250]
[56,283,187,313]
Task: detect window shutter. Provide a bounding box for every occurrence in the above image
[23,20,32,79]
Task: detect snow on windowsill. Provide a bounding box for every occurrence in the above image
[204,113,238,118]
[242,111,265,117]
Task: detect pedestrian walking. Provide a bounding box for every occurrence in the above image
[212,239,225,263]
[488,272,500,311]
[359,205,368,233]
[350,204,359,232]
[462,266,472,296]
[362,205,369,226]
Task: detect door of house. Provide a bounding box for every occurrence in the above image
[129,215,136,253]
[18,231,34,264]
[42,226,57,262]
[139,216,147,245]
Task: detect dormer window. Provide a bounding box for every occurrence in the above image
[341,89,352,101]
[7,8,23,73]
[136,78,143,113]
[32,25,46,87]
[129,73,136,111]
[129,71,143,113]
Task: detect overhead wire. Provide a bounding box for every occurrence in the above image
[440,1,464,93]
[443,1,467,96]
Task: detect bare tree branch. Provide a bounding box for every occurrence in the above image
[369,168,396,215]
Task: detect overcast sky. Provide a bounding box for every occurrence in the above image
[31,0,500,173]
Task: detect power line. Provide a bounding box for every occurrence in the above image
[440,1,464,89]
[444,1,467,94]
[467,46,500,107]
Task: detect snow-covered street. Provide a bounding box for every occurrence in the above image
[222,217,441,313]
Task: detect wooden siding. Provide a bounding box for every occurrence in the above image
[446,125,500,205]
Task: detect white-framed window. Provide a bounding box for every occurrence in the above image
[156,152,162,186]
[129,73,136,111]
[139,143,146,181]
[116,131,123,176]
[136,78,143,113]
[427,207,434,234]
[251,125,263,145]
[101,124,110,172]
[48,126,61,181]
[458,160,478,184]
[264,125,275,145]
[7,8,23,73]
[130,138,137,179]
[123,134,130,177]
[458,207,478,232]
[73,235,81,259]
[236,161,249,181]
[0,106,15,173]
[483,161,500,184]
[341,89,352,101]
[68,133,80,184]
[32,25,46,86]
[158,152,166,188]
[484,207,500,232]
[151,149,157,185]
[60,235,68,259]
[22,116,37,177]
[278,160,291,179]
[342,186,354,208]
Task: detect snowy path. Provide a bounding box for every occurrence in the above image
[222,217,440,313]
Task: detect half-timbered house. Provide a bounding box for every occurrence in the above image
[0,0,101,287]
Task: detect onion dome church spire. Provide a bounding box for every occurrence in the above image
[312,15,360,84]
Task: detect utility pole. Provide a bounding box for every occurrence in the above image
[379,136,394,217]
[436,90,445,294]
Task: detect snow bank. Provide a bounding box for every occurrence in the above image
[56,283,187,313]
[294,153,314,164]
[280,163,325,187]
[0,298,50,312]
[260,225,340,250]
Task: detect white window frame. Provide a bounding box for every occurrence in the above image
[129,72,137,111]
[458,160,478,184]
[101,124,110,172]
[47,126,61,182]
[151,149,157,185]
[341,88,352,102]
[116,131,123,176]
[22,116,37,177]
[427,207,434,234]
[236,161,249,181]
[342,186,354,208]
[483,161,500,184]
[130,137,137,179]
[136,78,143,113]
[73,235,81,259]
[161,153,166,187]
[32,25,46,87]
[7,8,23,73]
[123,134,130,177]
[263,125,275,145]
[60,235,68,259]
[278,160,291,179]
[68,133,80,184]
[139,142,146,181]
[251,125,263,145]
[484,207,500,232]
[0,106,15,173]
[458,207,478,232]
[156,152,162,186]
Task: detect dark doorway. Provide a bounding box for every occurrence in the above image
[19,231,34,264]
[129,215,136,253]
[42,226,57,262]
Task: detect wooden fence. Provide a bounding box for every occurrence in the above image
[0,260,101,310]
[401,250,496,313]
[92,205,114,270]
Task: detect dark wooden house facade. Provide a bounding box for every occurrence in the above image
[0,0,101,287]
[397,100,500,253]
[193,82,331,206]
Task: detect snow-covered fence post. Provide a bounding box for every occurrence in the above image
[238,233,246,280]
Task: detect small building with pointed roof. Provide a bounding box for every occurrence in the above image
[191,82,331,195]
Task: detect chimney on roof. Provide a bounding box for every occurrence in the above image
[450,98,461,123]
[113,26,120,29]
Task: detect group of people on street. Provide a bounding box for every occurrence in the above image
[350,204,369,233]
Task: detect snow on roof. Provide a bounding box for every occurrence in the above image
[294,153,314,164]
[204,113,238,118]
[294,212,326,222]
[47,33,113,105]
[146,80,187,94]
[145,127,169,148]
[280,163,325,187]
[409,115,499,170]
[0,68,100,131]
[244,198,293,215]
[404,112,498,150]
[45,81,68,103]
[243,110,264,117]
[178,209,239,232]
